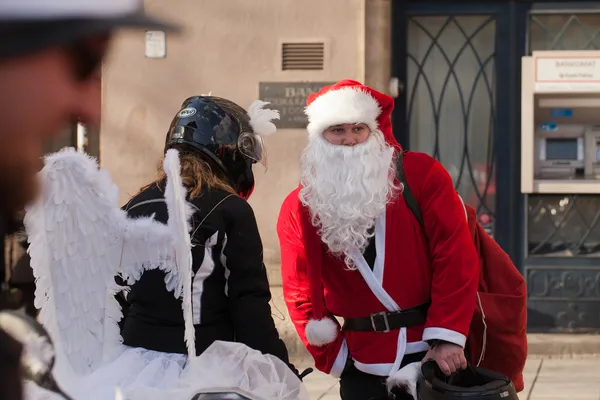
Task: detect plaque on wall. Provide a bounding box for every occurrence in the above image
[145,31,167,58]
[258,82,335,129]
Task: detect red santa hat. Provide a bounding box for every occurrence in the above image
[301,80,401,347]
[304,79,401,150]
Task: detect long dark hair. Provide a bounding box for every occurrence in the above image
[139,152,235,200]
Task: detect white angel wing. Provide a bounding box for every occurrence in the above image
[25,149,125,374]
[25,148,195,376]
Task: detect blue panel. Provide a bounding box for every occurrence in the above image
[538,122,558,132]
[550,108,573,118]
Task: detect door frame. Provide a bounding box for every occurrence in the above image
[391,0,531,271]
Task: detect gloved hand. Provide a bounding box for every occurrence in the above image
[298,368,313,381]
[288,362,313,382]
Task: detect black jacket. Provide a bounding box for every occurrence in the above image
[0,214,24,400]
[118,183,292,367]
[0,328,22,400]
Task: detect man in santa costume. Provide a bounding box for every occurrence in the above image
[277,80,480,399]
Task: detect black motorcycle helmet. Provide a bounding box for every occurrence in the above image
[418,361,518,400]
[165,96,270,200]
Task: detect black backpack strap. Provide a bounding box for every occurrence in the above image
[395,151,425,229]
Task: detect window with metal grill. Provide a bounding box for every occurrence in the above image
[281,42,325,70]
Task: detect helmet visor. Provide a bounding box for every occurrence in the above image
[238,132,267,170]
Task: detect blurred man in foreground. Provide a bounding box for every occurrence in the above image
[0,1,177,398]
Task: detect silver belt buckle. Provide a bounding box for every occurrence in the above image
[370,311,391,333]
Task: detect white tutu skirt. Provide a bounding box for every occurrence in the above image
[25,341,309,400]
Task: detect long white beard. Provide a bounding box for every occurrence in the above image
[299,130,399,268]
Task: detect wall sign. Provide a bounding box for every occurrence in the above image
[535,56,600,91]
[145,31,166,59]
[258,82,335,129]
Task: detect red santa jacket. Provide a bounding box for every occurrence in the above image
[278,151,480,377]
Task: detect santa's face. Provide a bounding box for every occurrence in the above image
[322,123,371,146]
[299,128,398,268]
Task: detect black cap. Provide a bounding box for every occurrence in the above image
[0,1,179,60]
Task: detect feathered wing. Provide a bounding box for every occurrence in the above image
[25,148,191,376]
[25,148,126,375]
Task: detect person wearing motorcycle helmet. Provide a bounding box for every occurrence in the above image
[163,95,269,199]
[117,95,298,375]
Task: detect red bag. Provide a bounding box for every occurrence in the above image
[397,152,527,392]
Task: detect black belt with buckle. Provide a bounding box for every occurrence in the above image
[342,302,430,333]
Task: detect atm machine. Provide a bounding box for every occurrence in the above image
[522,50,600,193]
[522,50,600,330]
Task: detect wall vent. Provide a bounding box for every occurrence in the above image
[282,42,325,70]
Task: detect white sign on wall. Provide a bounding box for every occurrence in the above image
[535,56,600,91]
[145,30,166,58]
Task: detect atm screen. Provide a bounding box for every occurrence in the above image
[546,138,578,160]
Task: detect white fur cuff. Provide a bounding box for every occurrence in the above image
[305,318,338,346]
[422,327,467,348]
[387,361,421,400]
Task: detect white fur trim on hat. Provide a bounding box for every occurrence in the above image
[305,318,338,346]
[247,100,280,136]
[386,361,421,400]
[305,87,382,138]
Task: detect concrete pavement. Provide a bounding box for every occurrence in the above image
[294,355,600,400]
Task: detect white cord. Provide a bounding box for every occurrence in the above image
[476,291,487,367]
[459,195,468,220]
